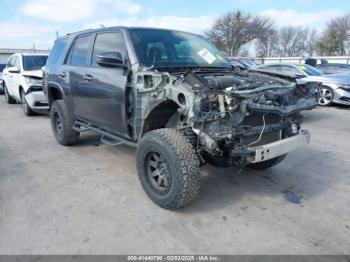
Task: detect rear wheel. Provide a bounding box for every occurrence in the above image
[50,100,79,146]
[3,83,16,104]
[136,128,200,209]
[247,154,287,170]
[318,86,333,106]
[20,89,35,116]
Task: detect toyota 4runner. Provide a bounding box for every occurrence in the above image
[43,27,318,209]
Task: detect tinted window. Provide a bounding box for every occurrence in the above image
[92,32,126,65]
[22,56,48,71]
[48,38,67,64]
[0,64,6,72]
[130,29,231,68]
[297,64,322,76]
[69,35,91,66]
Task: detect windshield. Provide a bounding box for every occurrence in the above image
[297,64,323,76]
[129,29,231,69]
[22,55,48,71]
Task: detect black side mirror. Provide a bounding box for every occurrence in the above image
[8,66,20,73]
[96,52,126,68]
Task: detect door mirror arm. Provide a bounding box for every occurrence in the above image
[8,66,20,73]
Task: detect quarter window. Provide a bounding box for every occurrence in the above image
[92,32,126,65]
[7,56,15,67]
[69,35,91,66]
[48,38,67,64]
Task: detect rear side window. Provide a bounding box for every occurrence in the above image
[91,32,126,65]
[68,35,91,66]
[47,38,67,64]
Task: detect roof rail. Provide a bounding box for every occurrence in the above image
[66,28,94,36]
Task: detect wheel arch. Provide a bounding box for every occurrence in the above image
[140,100,180,137]
[47,83,64,107]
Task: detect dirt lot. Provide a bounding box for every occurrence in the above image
[0,97,349,255]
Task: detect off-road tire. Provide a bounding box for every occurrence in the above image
[20,89,35,116]
[3,83,16,104]
[247,154,287,170]
[50,100,79,146]
[136,128,200,209]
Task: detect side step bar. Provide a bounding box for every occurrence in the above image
[73,120,137,148]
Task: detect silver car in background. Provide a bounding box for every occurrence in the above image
[315,63,350,75]
[254,63,350,106]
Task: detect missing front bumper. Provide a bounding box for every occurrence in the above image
[25,91,49,110]
[247,130,310,163]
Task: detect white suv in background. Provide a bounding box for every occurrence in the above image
[2,53,49,116]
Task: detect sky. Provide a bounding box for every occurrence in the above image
[0,0,349,49]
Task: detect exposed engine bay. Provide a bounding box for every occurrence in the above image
[130,68,319,168]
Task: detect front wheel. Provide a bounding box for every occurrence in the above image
[20,89,35,116]
[3,83,16,104]
[50,100,79,146]
[318,86,333,106]
[136,128,200,210]
[247,154,287,170]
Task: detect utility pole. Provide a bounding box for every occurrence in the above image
[32,42,36,53]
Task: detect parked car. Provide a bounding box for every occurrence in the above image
[304,58,328,67]
[2,53,49,115]
[315,63,350,75]
[230,58,254,75]
[44,27,317,209]
[0,63,6,94]
[255,63,350,106]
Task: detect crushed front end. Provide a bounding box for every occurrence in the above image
[132,68,318,168]
[184,70,318,167]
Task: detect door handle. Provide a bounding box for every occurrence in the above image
[59,72,66,78]
[83,74,93,82]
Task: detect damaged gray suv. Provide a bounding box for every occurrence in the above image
[43,27,318,209]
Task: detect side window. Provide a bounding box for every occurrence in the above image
[68,35,91,66]
[48,38,67,64]
[11,56,18,68]
[92,31,126,65]
[7,56,14,67]
[15,56,21,69]
[280,65,298,75]
[262,65,280,72]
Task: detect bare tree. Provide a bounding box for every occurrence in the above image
[206,10,274,56]
[305,28,318,57]
[255,29,278,57]
[317,14,350,55]
[276,26,308,57]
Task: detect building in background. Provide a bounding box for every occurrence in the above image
[0,48,49,64]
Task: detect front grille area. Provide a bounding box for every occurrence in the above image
[34,101,48,107]
[242,111,282,126]
[340,97,350,103]
[241,112,282,146]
